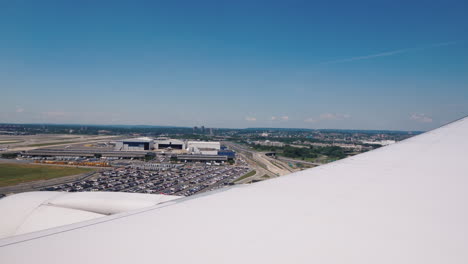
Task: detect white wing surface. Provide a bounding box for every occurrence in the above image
[0,192,181,238]
[1,117,468,264]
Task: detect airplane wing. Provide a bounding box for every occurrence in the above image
[1,117,468,263]
[0,191,181,238]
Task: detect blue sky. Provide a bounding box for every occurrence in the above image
[1,0,467,130]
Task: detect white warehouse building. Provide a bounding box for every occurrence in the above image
[187,141,221,155]
[114,137,154,151]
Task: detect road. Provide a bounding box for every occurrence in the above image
[223,141,298,183]
[0,171,101,195]
[276,156,321,167]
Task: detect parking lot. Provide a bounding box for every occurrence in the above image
[41,164,251,196]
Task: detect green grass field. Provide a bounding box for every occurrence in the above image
[235,170,256,183]
[0,163,95,187]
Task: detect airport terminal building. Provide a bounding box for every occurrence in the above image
[154,139,185,150]
[114,137,154,151]
[187,141,220,155]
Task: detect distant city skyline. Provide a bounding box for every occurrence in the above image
[1,1,467,131]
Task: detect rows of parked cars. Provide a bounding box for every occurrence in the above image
[41,164,250,196]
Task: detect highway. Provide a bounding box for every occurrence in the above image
[223,141,298,183]
[276,156,321,167]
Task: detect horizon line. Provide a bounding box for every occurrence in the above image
[0,122,426,133]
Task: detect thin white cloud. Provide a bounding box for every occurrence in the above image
[42,111,68,118]
[15,107,24,113]
[305,113,351,123]
[410,113,433,123]
[321,41,457,65]
[319,113,350,121]
[245,116,257,122]
[270,116,289,121]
